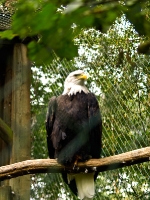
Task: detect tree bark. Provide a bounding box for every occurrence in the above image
[0,147,150,181]
[10,43,31,200]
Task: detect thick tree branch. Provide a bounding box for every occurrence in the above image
[0,118,13,144]
[0,147,150,181]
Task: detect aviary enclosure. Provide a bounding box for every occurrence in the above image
[0,2,150,200]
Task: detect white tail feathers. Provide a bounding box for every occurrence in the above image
[75,173,95,200]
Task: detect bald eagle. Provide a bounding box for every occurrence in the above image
[46,70,102,200]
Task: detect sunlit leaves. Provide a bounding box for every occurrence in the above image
[0,29,17,39]
[10,1,96,64]
[1,0,150,65]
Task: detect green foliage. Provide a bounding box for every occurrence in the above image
[1,0,150,64]
[0,30,17,39]
[125,0,150,36]
[9,0,96,64]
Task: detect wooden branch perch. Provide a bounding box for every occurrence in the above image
[0,118,13,144]
[0,147,150,181]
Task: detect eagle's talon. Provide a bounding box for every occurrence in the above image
[73,164,77,170]
[73,165,80,171]
[73,155,81,170]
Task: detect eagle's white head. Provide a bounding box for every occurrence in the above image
[62,70,89,96]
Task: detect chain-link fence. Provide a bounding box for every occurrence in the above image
[31,18,150,200]
[0,2,13,30]
[0,11,11,30]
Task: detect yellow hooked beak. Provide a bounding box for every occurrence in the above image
[77,73,88,80]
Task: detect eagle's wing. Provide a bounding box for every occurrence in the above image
[88,93,102,159]
[46,96,57,159]
[87,93,102,183]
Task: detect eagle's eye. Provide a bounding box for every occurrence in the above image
[74,74,80,76]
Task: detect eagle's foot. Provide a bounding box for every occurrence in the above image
[73,155,81,170]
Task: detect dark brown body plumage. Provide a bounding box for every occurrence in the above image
[46,91,102,195]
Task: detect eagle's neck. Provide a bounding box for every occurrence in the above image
[62,84,89,96]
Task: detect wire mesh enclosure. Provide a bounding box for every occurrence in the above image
[0,11,11,30]
[0,2,12,30]
[31,16,150,200]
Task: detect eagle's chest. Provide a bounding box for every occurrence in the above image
[59,93,88,119]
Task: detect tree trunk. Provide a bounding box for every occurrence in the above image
[10,43,31,200]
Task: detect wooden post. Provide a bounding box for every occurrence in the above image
[0,44,13,200]
[10,43,31,200]
[1,45,13,190]
[0,186,11,200]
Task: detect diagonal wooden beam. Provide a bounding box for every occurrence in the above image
[0,147,150,181]
[0,117,13,145]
